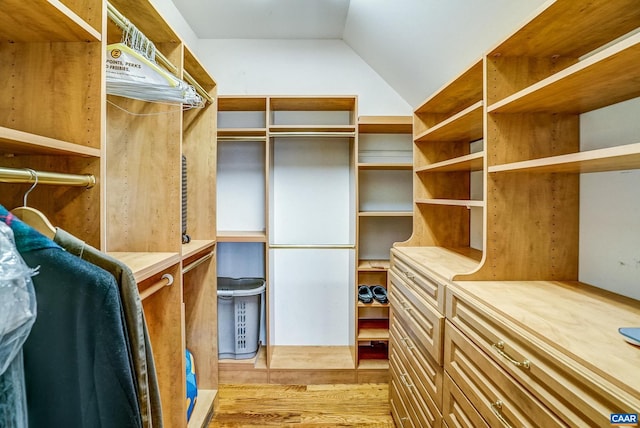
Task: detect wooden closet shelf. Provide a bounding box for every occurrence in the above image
[489,142,640,174]
[415,101,483,143]
[187,389,216,428]
[182,239,216,260]
[392,247,482,282]
[358,260,390,271]
[415,198,484,208]
[217,128,267,139]
[1,0,101,42]
[358,162,413,170]
[415,59,483,117]
[269,346,355,370]
[358,211,413,217]
[416,152,484,173]
[358,116,412,134]
[217,231,267,242]
[489,0,640,58]
[489,33,640,114]
[108,252,180,283]
[358,328,390,341]
[0,127,101,157]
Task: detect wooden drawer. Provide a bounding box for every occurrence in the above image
[444,321,566,428]
[442,373,489,428]
[391,249,445,312]
[390,377,415,428]
[446,284,639,427]
[390,317,443,410]
[390,348,442,428]
[390,269,444,364]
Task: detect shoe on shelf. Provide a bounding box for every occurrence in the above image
[358,285,374,303]
[370,285,388,304]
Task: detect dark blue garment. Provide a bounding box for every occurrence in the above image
[0,206,142,428]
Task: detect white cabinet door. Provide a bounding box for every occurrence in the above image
[270,248,355,346]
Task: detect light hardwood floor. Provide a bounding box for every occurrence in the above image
[208,383,395,427]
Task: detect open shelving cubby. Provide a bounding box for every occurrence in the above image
[355,116,413,375]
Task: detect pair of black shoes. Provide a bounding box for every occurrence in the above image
[358,285,388,304]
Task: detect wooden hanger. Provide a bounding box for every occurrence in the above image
[10,169,56,239]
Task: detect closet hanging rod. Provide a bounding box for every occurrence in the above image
[217,136,267,142]
[182,251,214,274]
[107,3,178,74]
[107,3,213,105]
[0,167,95,188]
[140,273,174,300]
[184,70,214,104]
[269,132,357,138]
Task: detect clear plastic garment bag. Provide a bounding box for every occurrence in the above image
[0,221,37,428]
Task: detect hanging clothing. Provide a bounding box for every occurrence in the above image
[0,221,37,428]
[54,228,163,428]
[0,206,142,428]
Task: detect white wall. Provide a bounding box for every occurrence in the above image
[195,39,412,115]
[580,97,640,300]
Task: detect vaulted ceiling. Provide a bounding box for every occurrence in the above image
[169,0,546,107]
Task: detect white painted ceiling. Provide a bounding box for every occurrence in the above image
[169,0,547,107]
[170,0,351,39]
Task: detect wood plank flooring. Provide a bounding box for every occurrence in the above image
[208,383,396,427]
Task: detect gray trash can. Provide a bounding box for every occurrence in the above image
[217,277,265,359]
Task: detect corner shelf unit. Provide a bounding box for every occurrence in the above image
[402,58,485,267]
[356,116,413,373]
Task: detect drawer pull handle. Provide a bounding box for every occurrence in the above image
[400,336,415,350]
[490,400,514,428]
[400,373,414,389]
[492,341,531,369]
[403,271,415,280]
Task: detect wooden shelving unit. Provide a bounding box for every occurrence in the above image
[1,1,219,427]
[390,1,640,427]
[355,116,413,376]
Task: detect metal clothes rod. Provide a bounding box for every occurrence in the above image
[182,251,214,274]
[0,167,96,188]
[184,70,214,104]
[106,3,212,105]
[140,273,174,300]
[269,132,357,138]
[269,244,356,249]
[217,136,267,142]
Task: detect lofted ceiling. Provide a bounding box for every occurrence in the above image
[169,0,351,39]
[168,0,546,107]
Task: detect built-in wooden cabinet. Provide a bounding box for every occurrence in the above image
[391,1,640,427]
[1,2,218,427]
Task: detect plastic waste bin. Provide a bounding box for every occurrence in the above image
[217,277,265,359]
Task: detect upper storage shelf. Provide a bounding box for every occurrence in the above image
[414,59,483,137]
[269,96,357,136]
[1,0,101,42]
[488,32,640,114]
[487,0,640,106]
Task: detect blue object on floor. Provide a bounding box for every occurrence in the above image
[186,348,198,421]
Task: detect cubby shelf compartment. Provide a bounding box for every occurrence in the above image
[489,142,640,174]
[0,127,101,157]
[415,101,483,143]
[489,32,640,114]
